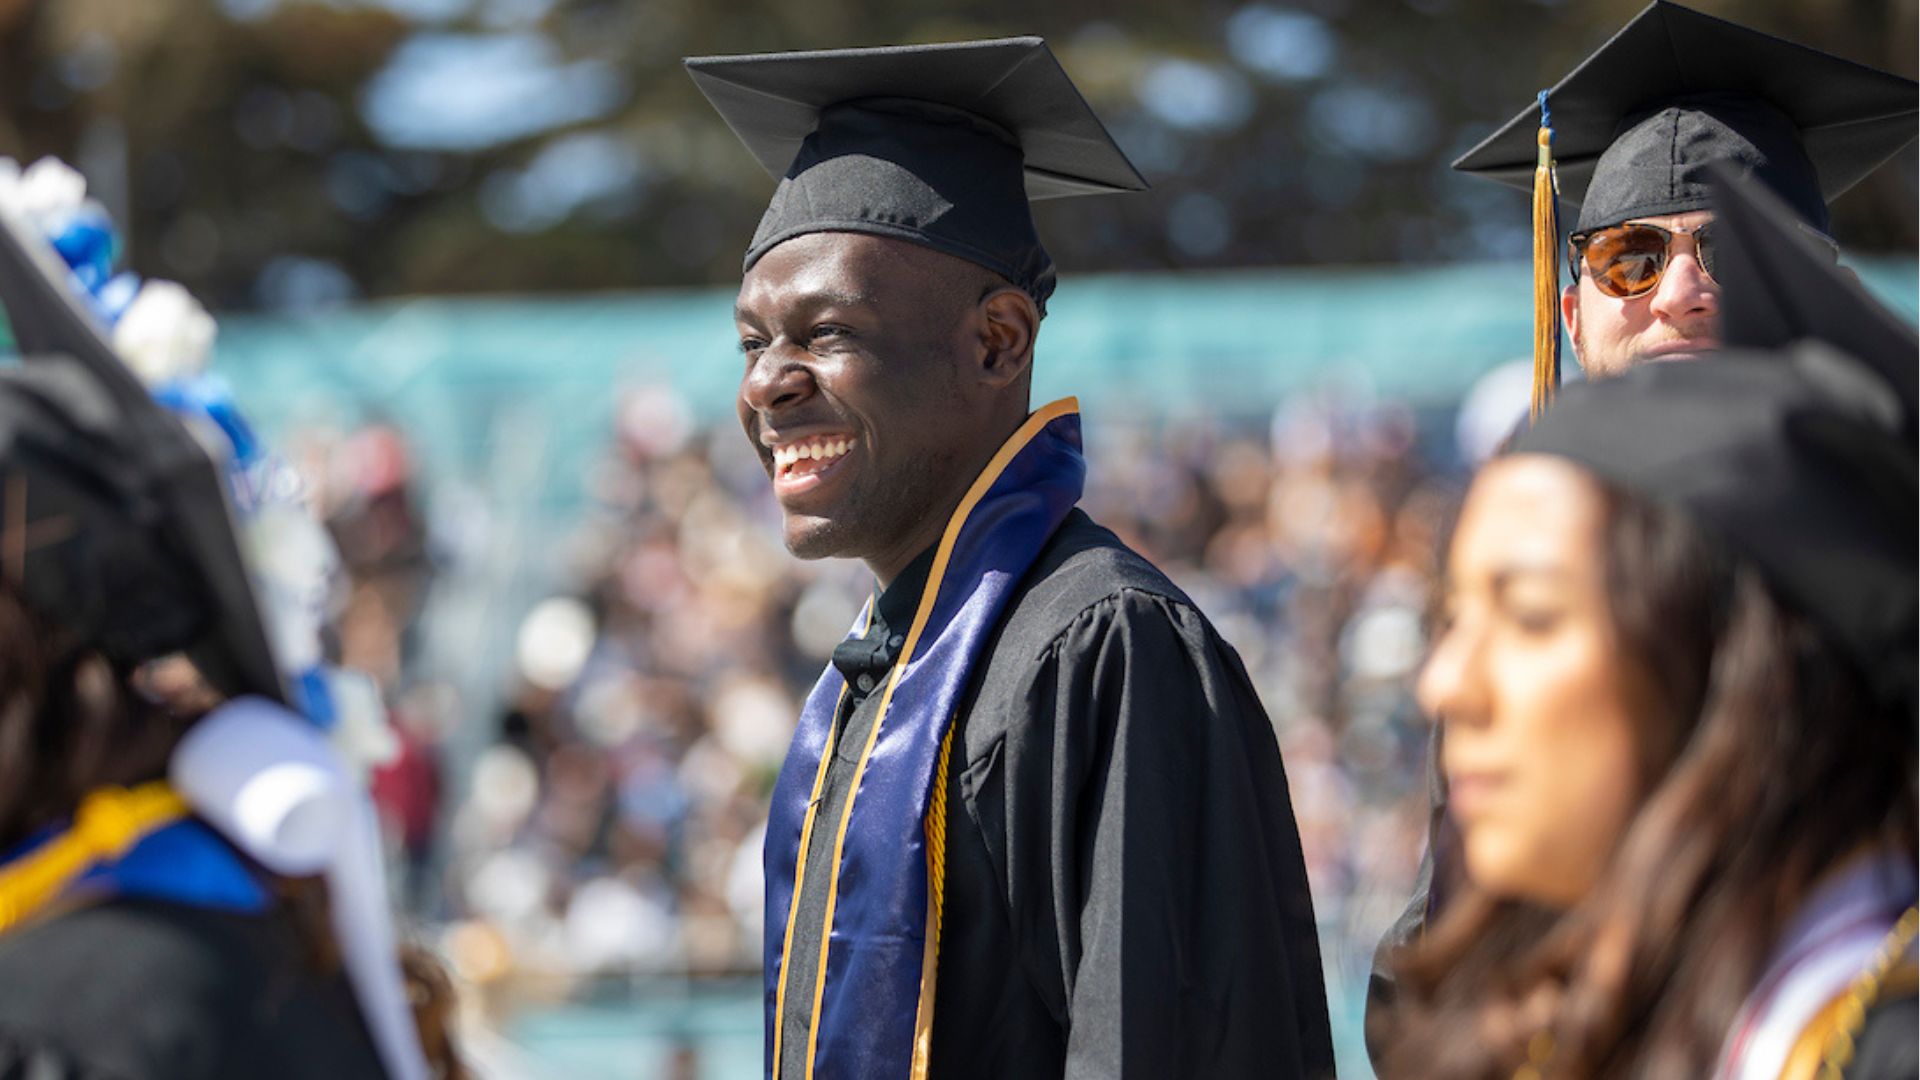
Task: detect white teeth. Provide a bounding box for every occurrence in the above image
[772,437,856,472]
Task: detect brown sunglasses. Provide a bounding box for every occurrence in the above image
[1569,219,1840,299]
[1567,221,1719,299]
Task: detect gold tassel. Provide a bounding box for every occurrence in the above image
[1530,96,1560,422]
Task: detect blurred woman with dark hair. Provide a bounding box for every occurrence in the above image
[0,589,406,1078]
[0,159,458,1079]
[1377,177,1918,1080]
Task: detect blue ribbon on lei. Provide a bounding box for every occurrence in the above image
[2,818,270,917]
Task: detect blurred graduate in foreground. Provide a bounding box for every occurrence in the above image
[1376,169,1917,1079]
[0,160,456,1080]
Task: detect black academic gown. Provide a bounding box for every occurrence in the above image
[776,508,1332,1079]
[0,897,387,1080]
[1366,723,1458,1062]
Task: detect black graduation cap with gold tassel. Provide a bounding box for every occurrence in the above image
[1454,0,1918,416]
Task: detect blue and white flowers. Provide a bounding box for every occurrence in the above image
[0,156,394,773]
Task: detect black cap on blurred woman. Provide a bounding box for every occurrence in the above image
[0,200,284,705]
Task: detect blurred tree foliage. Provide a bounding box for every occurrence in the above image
[0,0,1912,310]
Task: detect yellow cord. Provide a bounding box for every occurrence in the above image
[0,781,189,933]
[908,723,958,1080]
[1813,906,1920,1080]
[925,724,955,954]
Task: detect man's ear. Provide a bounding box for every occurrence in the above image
[1561,282,1585,371]
[977,288,1038,390]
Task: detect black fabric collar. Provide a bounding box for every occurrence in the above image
[832,547,936,693]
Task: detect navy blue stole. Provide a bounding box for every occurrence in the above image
[763,399,1086,1080]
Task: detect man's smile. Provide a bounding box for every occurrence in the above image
[771,434,856,475]
[766,432,859,502]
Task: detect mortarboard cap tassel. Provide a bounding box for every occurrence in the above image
[1531,91,1561,421]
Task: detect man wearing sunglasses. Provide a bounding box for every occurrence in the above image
[1557,214,1725,373]
[1453,0,1915,378]
[1366,3,1916,1062]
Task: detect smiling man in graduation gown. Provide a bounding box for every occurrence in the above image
[686,38,1334,1080]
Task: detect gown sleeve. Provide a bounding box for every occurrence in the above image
[1366,719,1460,1064]
[0,1032,126,1080]
[0,899,387,1080]
[1010,588,1335,1079]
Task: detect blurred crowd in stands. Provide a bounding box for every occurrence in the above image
[314,382,1465,1029]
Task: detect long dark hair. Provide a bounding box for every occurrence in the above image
[0,582,469,1078]
[1380,482,1918,1078]
[0,583,195,850]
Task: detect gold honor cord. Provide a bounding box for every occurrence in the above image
[0,781,189,933]
[1800,906,1920,1080]
[800,397,1081,1080]
[908,723,958,1080]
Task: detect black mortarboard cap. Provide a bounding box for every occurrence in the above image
[1510,168,1918,719]
[0,204,286,704]
[1454,1,1919,234]
[1708,161,1918,437]
[685,37,1147,311]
